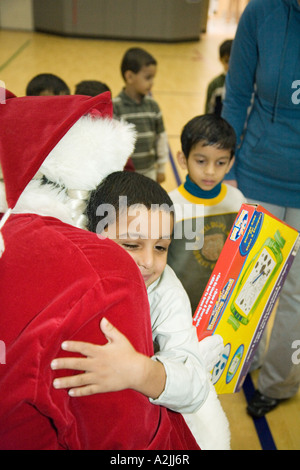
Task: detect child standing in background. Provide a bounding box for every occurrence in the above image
[74,80,111,96]
[205,40,233,116]
[167,114,246,313]
[113,48,168,183]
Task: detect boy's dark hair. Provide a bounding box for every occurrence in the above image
[181,114,236,159]
[74,80,111,96]
[219,40,233,59]
[121,47,157,80]
[26,73,70,96]
[87,171,174,233]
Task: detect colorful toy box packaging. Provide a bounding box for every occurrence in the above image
[193,204,300,394]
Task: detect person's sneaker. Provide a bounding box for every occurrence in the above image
[247,390,282,418]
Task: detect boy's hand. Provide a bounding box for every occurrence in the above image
[51,317,166,399]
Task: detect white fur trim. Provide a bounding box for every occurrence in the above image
[183,379,231,450]
[40,116,136,190]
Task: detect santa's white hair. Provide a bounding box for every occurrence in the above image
[40,115,136,190]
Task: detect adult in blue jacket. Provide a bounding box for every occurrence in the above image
[222,0,300,417]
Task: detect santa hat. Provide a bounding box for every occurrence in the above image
[0,88,136,254]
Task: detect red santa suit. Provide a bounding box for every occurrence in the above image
[0,90,199,450]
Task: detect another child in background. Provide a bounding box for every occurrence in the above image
[26,73,70,96]
[74,80,111,96]
[113,48,168,183]
[205,40,233,116]
[167,114,246,313]
[50,171,230,450]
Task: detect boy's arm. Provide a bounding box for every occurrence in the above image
[51,317,166,400]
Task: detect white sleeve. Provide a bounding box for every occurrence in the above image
[148,266,209,413]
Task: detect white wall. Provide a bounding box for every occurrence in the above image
[0,0,33,30]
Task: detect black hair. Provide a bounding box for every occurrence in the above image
[120,48,157,80]
[26,73,70,96]
[219,39,233,59]
[180,114,236,159]
[74,80,111,96]
[87,171,174,233]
